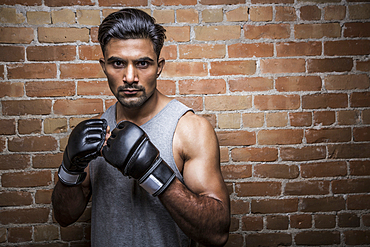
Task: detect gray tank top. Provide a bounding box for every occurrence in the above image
[89,99,195,247]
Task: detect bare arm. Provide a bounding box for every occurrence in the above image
[52,166,92,227]
[159,113,230,246]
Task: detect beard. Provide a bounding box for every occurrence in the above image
[115,84,149,108]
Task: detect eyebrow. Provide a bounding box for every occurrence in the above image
[106,56,155,63]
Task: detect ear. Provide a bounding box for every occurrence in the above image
[156,58,165,78]
[99,58,107,74]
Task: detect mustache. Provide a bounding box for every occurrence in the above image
[117,85,145,91]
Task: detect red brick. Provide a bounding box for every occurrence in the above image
[301,161,347,178]
[266,112,288,127]
[244,24,290,39]
[152,0,195,5]
[2,170,52,187]
[313,111,335,125]
[350,160,370,176]
[162,62,207,77]
[289,112,312,127]
[44,0,93,6]
[295,231,340,245]
[0,46,25,62]
[325,40,370,56]
[344,22,370,37]
[160,45,177,60]
[231,147,278,162]
[300,5,321,20]
[0,191,33,206]
[158,80,176,95]
[205,95,252,111]
[0,27,34,44]
[305,128,351,143]
[217,130,256,146]
[242,216,263,231]
[333,178,370,194]
[54,98,103,115]
[60,63,105,79]
[315,214,336,229]
[0,65,4,79]
[221,164,252,179]
[77,80,111,96]
[236,181,281,196]
[300,196,345,212]
[2,99,52,116]
[8,136,57,152]
[252,198,298,213]
[254,164,299,179]
[338,110,360,125]
[276,41,321,56]
[26,81,75,97]
[354,126,370,141]
[7,63,57,79]
[8,226,32,243]
[261,58,305,74]
[254,95,300,110]
[225,234,244,246]
[34,225,59,242]
[38,27,89,43]
[210,60,256,76]
[281,146,326,161]
[307,58,353,73]
[246,233,292,247]
[91,26,99,43]
[179,79,226,95]
[60,225,84,241]
[0,82,24,97]
[165,26,190,42]
[276,76,321,91]
[302,93,347,109]
[18,118,42,134]
[258,129,303,145]
[0,119,16,135]
[266,215,289,230]
[276,6,296,21]
[0,154,30,170]
[351,92,370,107]
[27,45,76,61]
[295,23,341,39]
[0,0,41,5]
[290,214,312,229]
[35,189,53,204]
[228,43,273,58]
[33,153,63,169]
[328,143,370,159]
[175,96,203,111]
[338,212,360,227]
[348,194,370,210]
[195,25,240,41]
[229,77,273,92]
[179,44,225,59]
[285,180,330,195]
[345,230,370,245]
[200,0,244,4]
[325,74,369,90]
[79,45,103,60]
[0,208,49,224]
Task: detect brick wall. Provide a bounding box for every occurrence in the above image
[0,0,369,246]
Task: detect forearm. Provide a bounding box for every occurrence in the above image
[159,179,230,247]
[52,180,91,227]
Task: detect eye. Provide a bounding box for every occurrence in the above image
[113,61,124,67]
[137,61,149,68]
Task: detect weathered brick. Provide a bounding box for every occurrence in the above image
[302,93,347,109]
[313,111,335,125]
[246,233,292,247]
[281,146,326,161]
[344,22,370,37]
[33,153,63,169]
[38,27,89,43]
[157,80,176,95]
[217,130,256,146]
[162,61,207,77]
[333,178,370,194]
[325,40,370,56]
[231,147,278,162]
[300,196,345,212]
[300,5,321,20]
[290,214,312,229]
[61,63,105,79]
[0,0,42,5]
[218,113,240,129]
[179,44,225,59]
[325,74,369,90]
[276,41,322,57]
[45,0,93,6]
[35,189,53,204]
[254,164,299,179]
[345,230,370,245]
[295,23,341,39]
[7,63,57,79]
[351,92,370,107]
[18,118,42,134]
[236,181,281,196]
[350,160,370,176]
[230,77,273,92]
[202,8,223,23]
[0,27,34,44]
[227,6,248,22]
[266,112,288,127]
[200,0,244,4]
[177,8,198,23]
[295,231,340,245]
[347,194,370,210]
[301,161,347,178]
[26,11,51,25]
[229,43,273,58]
[251,198,298,213]
[2,170,51,187]
[315,214,336,229]
[153,9,174,24]
[44,118,68,134]
[308,58,353,73]
[195,25,240,41]
[0,191,33,206]
[221,164,252,179]
[160,45,177,60]
[242,112,264,128]
[8,226,32,243]
[79,45,103,60]
[0,208,50,225]
[152,0,196,5]
[26,81,75,97]
[8,136,57,152]
[2,99,52,116]
[276,6,296,21]
[348,3,370,19]
[354,126,370,141]
[179,79,226,95]
[305,128,351,143]
[0,46,25,62]
[77,9,100,25]
[27,45,76,61]
[0,119,16,135]
[231,199,250,215]
[244,24,290,39]
[175,96,203,111]
[61,225,84,241]
[210,60,256,76]
[0,6,25,24]
[261,59,305,74]
[54,98,103,115]
[276,76,321,92]
[254,95,300,110]
[77,80,111,96]
[328,143,370,159]
[0,82,24,97]
[242,216,263,231]
[51,9,75,24]
[285,180,330,195]
[0,154,30,170]
[205,95,252,111]
[258,129,303,145]
[266,215,289,230]
[338,110,360,125]
[164,26,190,42]
[289,112,312,127]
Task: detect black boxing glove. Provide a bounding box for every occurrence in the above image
[58,119,107,186]
[102,121,176,196]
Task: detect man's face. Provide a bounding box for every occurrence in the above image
[100,38,164,108]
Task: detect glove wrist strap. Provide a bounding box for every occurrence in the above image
[58,163,86,186]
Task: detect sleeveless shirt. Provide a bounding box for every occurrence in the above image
[89,99,195,247]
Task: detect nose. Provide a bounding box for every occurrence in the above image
[124,64,137,84]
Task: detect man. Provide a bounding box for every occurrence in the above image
[52,8,230,247]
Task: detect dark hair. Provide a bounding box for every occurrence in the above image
[98,8,166,59]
